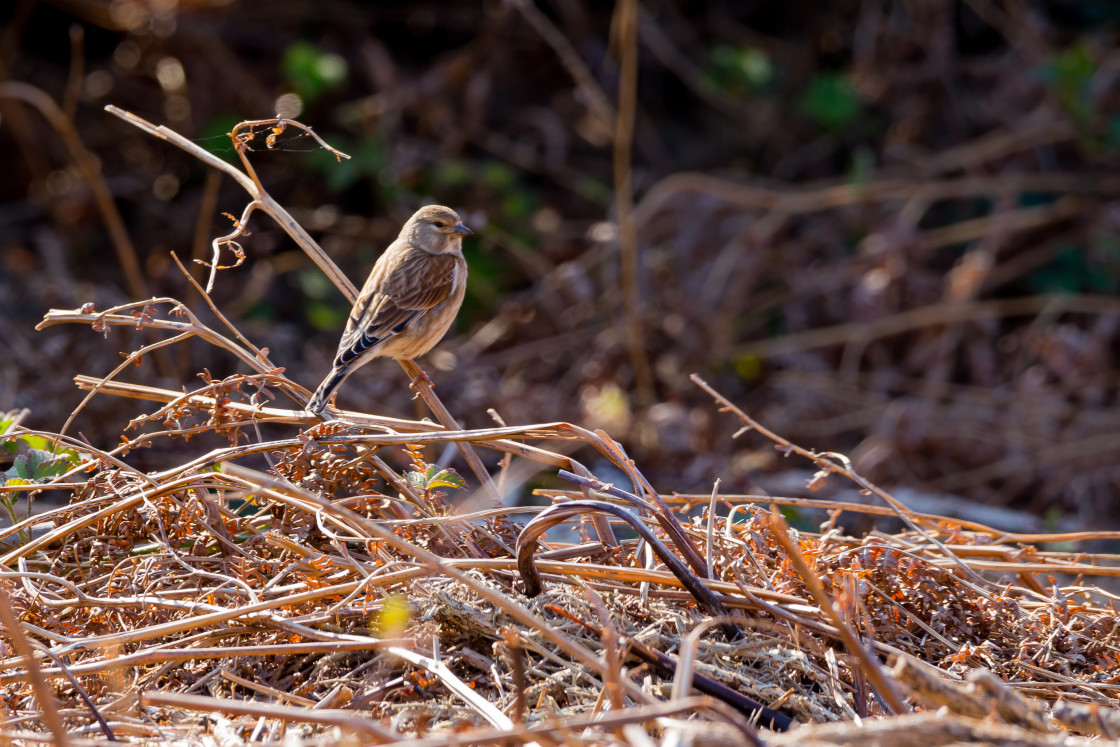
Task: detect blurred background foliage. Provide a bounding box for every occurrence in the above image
[2,0,1120,530]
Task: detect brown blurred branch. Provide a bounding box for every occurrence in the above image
[612,0,654,405]
[506,0,615,132]
[736,294,1120,359]
[1,84,147,300]
[634,170,1120,227]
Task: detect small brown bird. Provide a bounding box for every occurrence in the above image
[307,205,471,414]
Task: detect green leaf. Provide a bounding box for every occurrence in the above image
[425,468,467,491]
[1040,42,1095,125]
[306,137,384,194]
[480,161,516,191]
[282,42,348,104]
[4,434,51,452]
[575,176,612,205]
[12,453,31,480]
[406,465,467,491]
[3,443,80,484]
[734,353,762,381]
[707,44,773,94]
[434,159,472,189]
[848,146,876,185]
[502,189,537,220]
[307,301,348,332]
[1027,245,1110,294]
[801,73,860,130]
[29,449,72,480]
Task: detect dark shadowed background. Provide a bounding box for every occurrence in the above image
[2,0,1120,532]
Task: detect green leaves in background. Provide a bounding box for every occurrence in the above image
[1041,42,1095,125]
[847,145,876,185]
[307,137,387,195]
[707,44,774,95]
[801,73,860,130]
[1028,244,1115,295]
[734,353,762,382]
[282,41,348,104]
[479,160,537,218]
[1038,41,1120,154]
[433,159,472,190]
[197,114,244,163]
[293,269,350,331]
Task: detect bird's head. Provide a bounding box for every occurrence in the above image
[402,205,473,254]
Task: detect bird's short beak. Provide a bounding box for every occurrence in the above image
[453,222,473,237]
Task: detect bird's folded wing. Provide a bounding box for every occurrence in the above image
[335,249,459,365]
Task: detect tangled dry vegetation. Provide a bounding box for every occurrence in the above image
[4,113,1120,747]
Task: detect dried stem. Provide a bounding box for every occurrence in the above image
[611,0,654,405]
[763,509,908,716]
[0,587,71,747]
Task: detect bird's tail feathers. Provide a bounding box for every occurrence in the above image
[307,367,348,415]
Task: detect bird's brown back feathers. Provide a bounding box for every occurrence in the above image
[335,246,461,366]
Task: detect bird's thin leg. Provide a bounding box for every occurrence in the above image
[408,364,434,391]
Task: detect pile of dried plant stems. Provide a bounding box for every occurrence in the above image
[3,110,1120,747]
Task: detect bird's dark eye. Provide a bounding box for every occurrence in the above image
[433,221,445,228]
